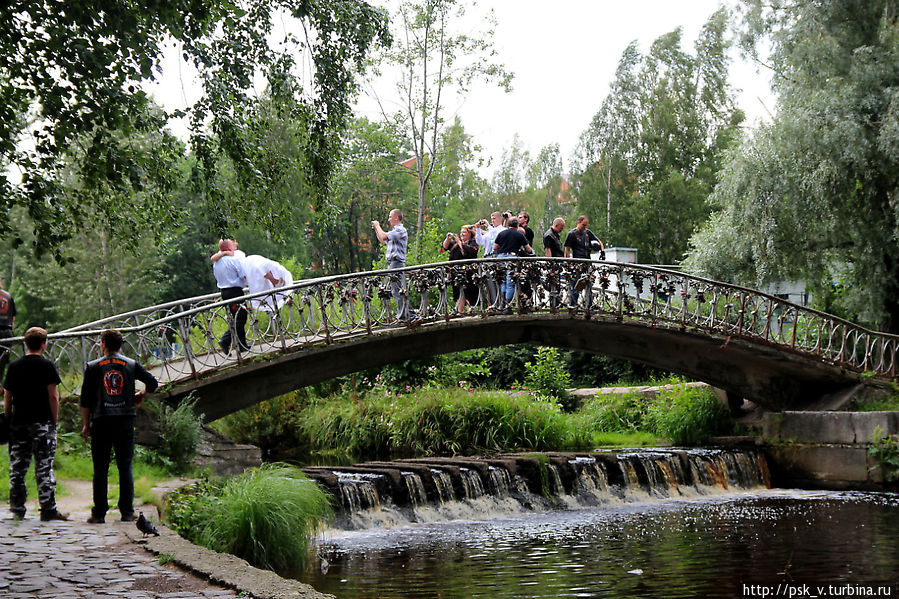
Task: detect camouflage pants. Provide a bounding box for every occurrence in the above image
[8,422,58,516]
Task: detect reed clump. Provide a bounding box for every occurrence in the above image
[166,464,332,572]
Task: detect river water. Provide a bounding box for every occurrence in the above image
[301,490,899,598]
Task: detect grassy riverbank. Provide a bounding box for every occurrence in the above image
[216,383,729,461]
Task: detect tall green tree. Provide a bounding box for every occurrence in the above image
[573,8,744,263]
[314,117,416,273]
[372,0,511,254]
[685,0,899,330]
[0,0,389,259]
[427,116,489,233]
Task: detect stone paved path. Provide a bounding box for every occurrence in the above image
[0,514,241,599]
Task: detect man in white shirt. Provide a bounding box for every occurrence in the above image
[474,211,506,306]
[212,239,249,353]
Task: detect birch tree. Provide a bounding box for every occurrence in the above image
[373,0,511,253]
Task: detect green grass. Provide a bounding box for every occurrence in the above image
[588,431,660,447]
[851,394,899,412]
[167,464,332,572]
[298,387,579,457]
[220,384,725,460]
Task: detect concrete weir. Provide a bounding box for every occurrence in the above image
[302,449,771,529]
[761,411,899,489]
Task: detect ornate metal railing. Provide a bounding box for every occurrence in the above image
[2,258,897,396]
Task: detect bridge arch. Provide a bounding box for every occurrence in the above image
[166,314,864,422]
[1,258,893,421]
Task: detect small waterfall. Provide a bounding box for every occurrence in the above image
[636,454,670,497]
[430,469,455,504]
[545,463,565,496]
[459,467,485,499]
[313,449,773,530]
[487,466,512,498]
[403,472,428,508]
[336,472,382,512]
[569,457,611,499]
[618,458,644,493]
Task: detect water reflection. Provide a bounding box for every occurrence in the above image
[301,490,899,598]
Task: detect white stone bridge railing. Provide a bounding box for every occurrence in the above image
[2,258,897,396]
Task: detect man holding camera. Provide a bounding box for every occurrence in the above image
[474,211,506,306]
[372,209,409,320]
[564,215,604,309]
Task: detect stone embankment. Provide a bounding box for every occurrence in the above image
[761,411,898,489]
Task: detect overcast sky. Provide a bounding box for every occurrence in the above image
[149,0,775,175]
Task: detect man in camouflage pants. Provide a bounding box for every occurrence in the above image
[3,327,67,521]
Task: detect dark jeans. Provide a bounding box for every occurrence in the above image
[219,286,249,352]
[0,328,12,384]
[90,416,135,518]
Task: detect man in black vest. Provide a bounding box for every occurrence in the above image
[0,276,16,385]
[80,329,158,523]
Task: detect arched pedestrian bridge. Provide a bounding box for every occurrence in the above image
[3,258,895,421]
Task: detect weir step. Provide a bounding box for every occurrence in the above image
[303,448,771,530]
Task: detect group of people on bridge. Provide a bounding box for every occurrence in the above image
[210,209,610,349]
[374,208,607,317]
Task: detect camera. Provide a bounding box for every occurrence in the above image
[502,211,511,218]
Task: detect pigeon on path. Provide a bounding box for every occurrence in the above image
[136,512,160,537]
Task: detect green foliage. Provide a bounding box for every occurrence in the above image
[215,391,311,455]
[315,117,417,274]
[157,554,176,566]
[644,385,730,445]
[427,117,491,232]
[849,388,899,412]
[166,465,333,571]
[572,8,744,263]
[377,0,511,250]
[578,392,653,432]
[868,427,899,483]
[157,395,204,472]
[1,0,389,259]
[686,0,899,331]
[297,387,579,457]
[524,347,573,408]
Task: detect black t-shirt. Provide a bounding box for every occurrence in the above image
[543,228,564,257]
[523,225,534,246]
[564,228,600,259]
[0,288,15,330]
[3,354,61,425]
[494,228,530,255]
